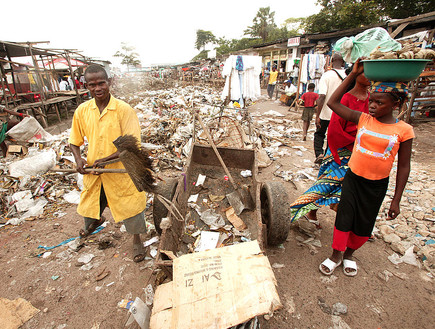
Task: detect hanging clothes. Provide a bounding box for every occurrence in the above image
[221,55,262,104]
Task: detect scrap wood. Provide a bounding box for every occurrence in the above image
[160,250,177,260]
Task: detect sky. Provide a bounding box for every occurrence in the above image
[2,0,320,68]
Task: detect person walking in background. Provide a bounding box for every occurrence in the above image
[290,64,299,85]
[314,53,346,164]
[267,66,278,99]
[319,60,413,277]
[299,82,319,141]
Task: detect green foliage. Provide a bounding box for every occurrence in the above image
[244,7,277,42]
[373,0,433,19]
[304,0,382,33]
[195,30,217,51]
[283,17,306,34]
[114,42,141,69]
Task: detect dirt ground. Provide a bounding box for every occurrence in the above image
[1,91,434,329]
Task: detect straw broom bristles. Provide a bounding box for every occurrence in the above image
[113,134,156,193]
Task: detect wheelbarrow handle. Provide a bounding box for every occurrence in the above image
[195,113,238,190]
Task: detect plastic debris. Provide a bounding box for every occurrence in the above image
[240,170,252,177]
[200,209,225,229]
[195,174,206,186]
[195,231,220,252]
[63,190,81,204]
[8,149,56,177]
[143,236,159,248]
[78,253,95,264]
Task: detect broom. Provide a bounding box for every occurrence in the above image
[113,135,184,223]
[112,134,156,193]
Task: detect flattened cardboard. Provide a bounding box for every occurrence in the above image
[150,240,281,329]
[225,206,247,231]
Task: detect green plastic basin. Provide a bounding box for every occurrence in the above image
[362,59,431,82]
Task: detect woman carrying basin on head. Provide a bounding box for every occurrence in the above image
[319,59,414,277]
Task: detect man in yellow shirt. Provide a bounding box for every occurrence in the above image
[69,64,148,263]
[267,66,278,99]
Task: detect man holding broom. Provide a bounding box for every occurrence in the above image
[69,64,148,263]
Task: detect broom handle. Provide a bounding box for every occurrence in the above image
[195,113,238,190]
[50,168,127,173]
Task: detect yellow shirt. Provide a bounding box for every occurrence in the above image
[68,95,147,222]
[269,71,278,85]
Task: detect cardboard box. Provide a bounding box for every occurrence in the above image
[7,145,27,156]
[150,241,281,329]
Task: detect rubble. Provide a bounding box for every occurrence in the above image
[374,162,435,273]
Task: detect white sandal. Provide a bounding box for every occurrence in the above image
[343,259,358,277]
[319,258,342,276]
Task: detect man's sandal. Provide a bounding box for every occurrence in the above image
[133,242,146,263]
[342,259,358,277]
[79,216,105,238]
[319,258,342,276]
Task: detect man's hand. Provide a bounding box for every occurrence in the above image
[92,158,107,168]
[75,157,88,175]
[315,116,321,129]
[90,157,108,175]
[387,200,400,220]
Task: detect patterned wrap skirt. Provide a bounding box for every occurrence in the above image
[290,147,351,222]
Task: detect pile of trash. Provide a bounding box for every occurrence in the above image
[375,162,435,275]
[0,128,84,226]
[113,73,178,100]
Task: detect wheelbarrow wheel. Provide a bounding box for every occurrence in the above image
[260,181,291,246]
[153,179,178,235]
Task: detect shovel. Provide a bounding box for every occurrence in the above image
[196,113,253,215]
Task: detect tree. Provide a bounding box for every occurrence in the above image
[304,0,383,33]
[195,30,216,51]
[244,7,277,42]
[374,0,433,19]
[283,17,306,35]
[113,42,141,70]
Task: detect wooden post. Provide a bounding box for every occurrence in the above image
[63,101,69,119]
[28,43,47,101]
[53,103,61,122]
[40,54,56,95]
[65,51,81,105]
[28,42,48,123]
[5,48,18,100]
[0,65,10,109]
[405,78,419,123]
[293,53,304,110]
[50,55,60,91]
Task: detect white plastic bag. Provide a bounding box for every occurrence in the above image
[21,198,48,219]
[8,149,56,177]
[63,190,81,204]
[6,116,53,142]
[334,27,402,63]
